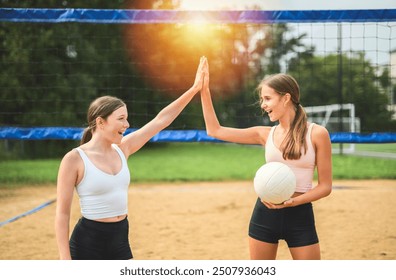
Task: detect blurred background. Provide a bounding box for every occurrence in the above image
[1,0,395,159]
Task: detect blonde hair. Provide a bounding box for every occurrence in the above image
[80,96,126,144]
[258,73,308,160]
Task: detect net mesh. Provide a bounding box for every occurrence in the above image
[1,8,395,147]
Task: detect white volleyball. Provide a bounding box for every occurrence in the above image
[254,162,296,204]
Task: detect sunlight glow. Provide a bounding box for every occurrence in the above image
[179,0,396,11]
[179,0,265,10]
[188,14,210,25]
[182,22,210,37]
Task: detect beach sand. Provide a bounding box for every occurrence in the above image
[0,180,395,260]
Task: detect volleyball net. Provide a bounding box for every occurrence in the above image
[1,8,396,151]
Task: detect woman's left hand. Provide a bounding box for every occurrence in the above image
[192,56,207,91]
[262,198,294,209]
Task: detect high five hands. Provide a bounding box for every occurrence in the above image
[193,56,209,92]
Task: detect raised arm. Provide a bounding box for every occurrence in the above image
[119,57,206,157]
[200,58,268,145]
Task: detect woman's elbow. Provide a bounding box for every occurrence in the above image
[323,184,332,197]
[154,115,171,130]
[326,188,332,197]
[206,127,221,139]
[206,129,215,138]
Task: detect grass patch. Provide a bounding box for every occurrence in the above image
[332,154,396,179]
[332,143,396,153]
[354,143,396,153]
[0,142,395,189]
[0,159,60,188]
[129,143,264,182]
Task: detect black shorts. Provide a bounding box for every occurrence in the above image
[249,198,319,248]
[70,216,133,260]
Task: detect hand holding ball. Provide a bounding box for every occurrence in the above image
[254,162,296,204]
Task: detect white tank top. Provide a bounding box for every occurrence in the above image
[265,123,316,193]
[75,144,130,220]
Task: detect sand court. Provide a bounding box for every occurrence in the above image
[0,180,395,260]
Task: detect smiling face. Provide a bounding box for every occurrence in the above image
[258,73,300,123]
[260,84,287,122]
[99,105,130,144]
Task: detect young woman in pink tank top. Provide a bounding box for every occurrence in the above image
[55,57,207,260]
[200,59,332,260]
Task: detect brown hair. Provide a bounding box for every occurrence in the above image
[258,73,308,160]
[80,96,126,144]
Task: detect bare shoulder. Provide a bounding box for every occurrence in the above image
[60,148,82,168]
[56,148,84,190]
[63,148,79,160]
[312,123,330,137]
[311,124,331,146]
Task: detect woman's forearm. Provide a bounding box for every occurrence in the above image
[154,85,200,129]
[55,214,72,260]
[200,87,221,137]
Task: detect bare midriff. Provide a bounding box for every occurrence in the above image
[94,214,127,223]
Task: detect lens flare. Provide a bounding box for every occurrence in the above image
[122,2,250,99]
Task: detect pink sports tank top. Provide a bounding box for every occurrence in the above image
[265,123,316,193]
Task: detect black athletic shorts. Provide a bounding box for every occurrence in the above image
[249,198,319,248]
[70,216,133,260]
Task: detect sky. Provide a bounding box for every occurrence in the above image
[179,0,396,66]
[180,0,396,10]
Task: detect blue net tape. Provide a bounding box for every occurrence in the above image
[0,199,56,228]
[1,9,395,144]
[0,127,395,143]
[1,8,396,24]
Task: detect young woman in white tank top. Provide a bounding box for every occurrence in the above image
[200,59,332,260]
[55,57,207,260]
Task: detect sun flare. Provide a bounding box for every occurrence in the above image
[179,0,218,10]
[179,0,263,10]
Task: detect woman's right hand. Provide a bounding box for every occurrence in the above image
[202,57,209,91]
[192,56,207,91]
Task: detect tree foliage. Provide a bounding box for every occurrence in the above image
[0,1,394,158]
[287,52,394,132]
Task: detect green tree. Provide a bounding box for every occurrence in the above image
[235,23,312,127]
[287,52,393,132]
[1,1,139,157]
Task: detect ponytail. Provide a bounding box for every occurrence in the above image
[80,127,93,145]
[280,104,308,160]
[258,73,308,160]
